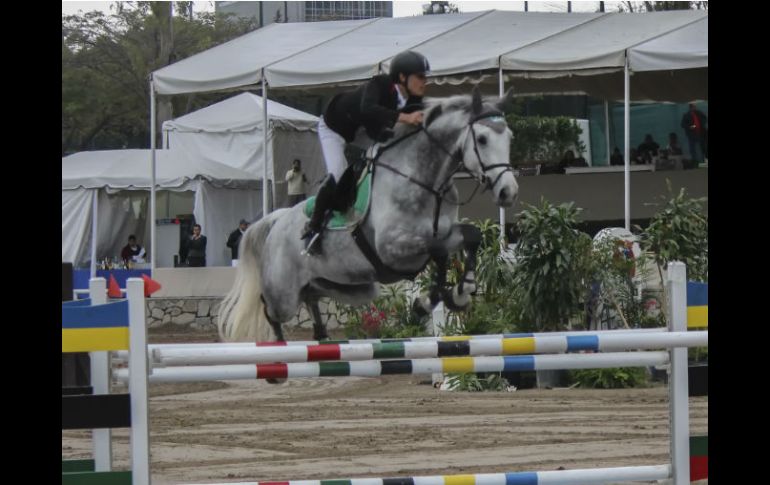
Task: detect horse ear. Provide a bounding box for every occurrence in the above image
[471,85,483,115]
[425,104,443,127]
[497,88,515,113]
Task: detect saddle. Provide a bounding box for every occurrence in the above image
[303,156,373,231]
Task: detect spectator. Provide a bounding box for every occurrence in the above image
[680,102,708,163]
[610,147,624,166]
[285,159,309,207]
[666,132,683,156]
[558,149,588,173]
[636,134,660,164]
[181,224,207,267]
[120,235,146,266]
[226,219,249,261]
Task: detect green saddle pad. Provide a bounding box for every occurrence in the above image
[303,171,372,230]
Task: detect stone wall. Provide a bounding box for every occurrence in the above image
[145,297,345,331]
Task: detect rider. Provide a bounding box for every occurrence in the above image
[301,50,431,254]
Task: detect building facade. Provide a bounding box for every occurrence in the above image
[216,1,393,26]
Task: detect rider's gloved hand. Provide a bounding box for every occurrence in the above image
[377,128,395,142]
[398,111,424,126]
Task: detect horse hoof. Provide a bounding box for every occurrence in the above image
[411,297,431,319]
[266,378,287,385]
[441,287,471,312]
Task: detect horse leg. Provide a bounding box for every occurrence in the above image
[442,224,482,312]
[411,245,449,318]
[304,297,329,341]
[261,298,287,385]
[261,295,285,342]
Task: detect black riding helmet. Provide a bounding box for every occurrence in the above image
[389,51,430,84]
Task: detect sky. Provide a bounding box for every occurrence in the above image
[62,1,623,17]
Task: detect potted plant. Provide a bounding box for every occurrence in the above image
[639,184,708,395]
[511,199,594,387]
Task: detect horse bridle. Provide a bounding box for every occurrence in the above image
[374,109,513,238]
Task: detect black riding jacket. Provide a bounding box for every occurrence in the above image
[323,74,423,143]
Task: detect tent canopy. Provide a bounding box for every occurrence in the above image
[152,18,376,95]
[152,10,708,101]
[161,93,325,186]
[161,92,318,133]
[499,10,704,72]
[62,149,263,268]
[628,15,707,72]
[61,149,259,190]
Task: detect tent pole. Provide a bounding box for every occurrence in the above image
[624,54,630,231]
[498,66,506,247]
[262,74,270,216]
[150,79,157,270]
[604,100,611,165]
[90,190,98,277]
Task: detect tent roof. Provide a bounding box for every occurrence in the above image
[415,11,604,77]
[152,10,707,96]
[152,18,375,95]
[161,93,318,133]
[629,15,708,72]
[264,11,486,88]
[62,149,259,190]
[500,10,705,72]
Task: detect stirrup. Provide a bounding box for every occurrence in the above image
[301,231,322,256]
[366,144,380,161]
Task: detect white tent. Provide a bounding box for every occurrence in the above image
[147,10,707,262]
[152,10,706,95]
[152,18,376,95]
[62,149,261,269]
[161,92,326,206]
[628,15,708,72]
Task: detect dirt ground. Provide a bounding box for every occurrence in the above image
[62,328,708,485]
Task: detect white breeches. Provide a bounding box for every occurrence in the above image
[318,116,347,180]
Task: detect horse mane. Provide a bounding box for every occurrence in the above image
[390,91,505,140]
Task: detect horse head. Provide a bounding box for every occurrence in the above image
[422,87,519,208]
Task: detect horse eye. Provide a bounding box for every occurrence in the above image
[478,135,487,145]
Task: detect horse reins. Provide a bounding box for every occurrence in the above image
[373,109,513,238]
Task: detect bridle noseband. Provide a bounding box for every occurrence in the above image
[462,110,515,193]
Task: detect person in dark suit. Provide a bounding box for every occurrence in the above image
[680,102,708,163]
[226,219,249,260]
[610,147,624,166]
[636,134,660,165]
[302,50,431,254]
[181,224,207,267]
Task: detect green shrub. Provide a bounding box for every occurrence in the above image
[340,285,426,339]
[569,367,648,389]
[513,200,594,331]
[506,114,586,164]
[444,373,511,392]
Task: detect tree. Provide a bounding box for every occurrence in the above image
[618,1,707,12]
[62,2,259,155]
[639,184,708,282]
[422,2,459,15]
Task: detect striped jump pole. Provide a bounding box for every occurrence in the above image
[149,331,707,367]
[113,328,667,362]
[116,351,670,383]
[62,278,149,485]
[179,464,672,485]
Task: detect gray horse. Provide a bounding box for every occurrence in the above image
[219,88,519,343]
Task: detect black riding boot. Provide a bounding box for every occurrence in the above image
[301,174,337,255]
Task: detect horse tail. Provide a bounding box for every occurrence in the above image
[218,216,274,342]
